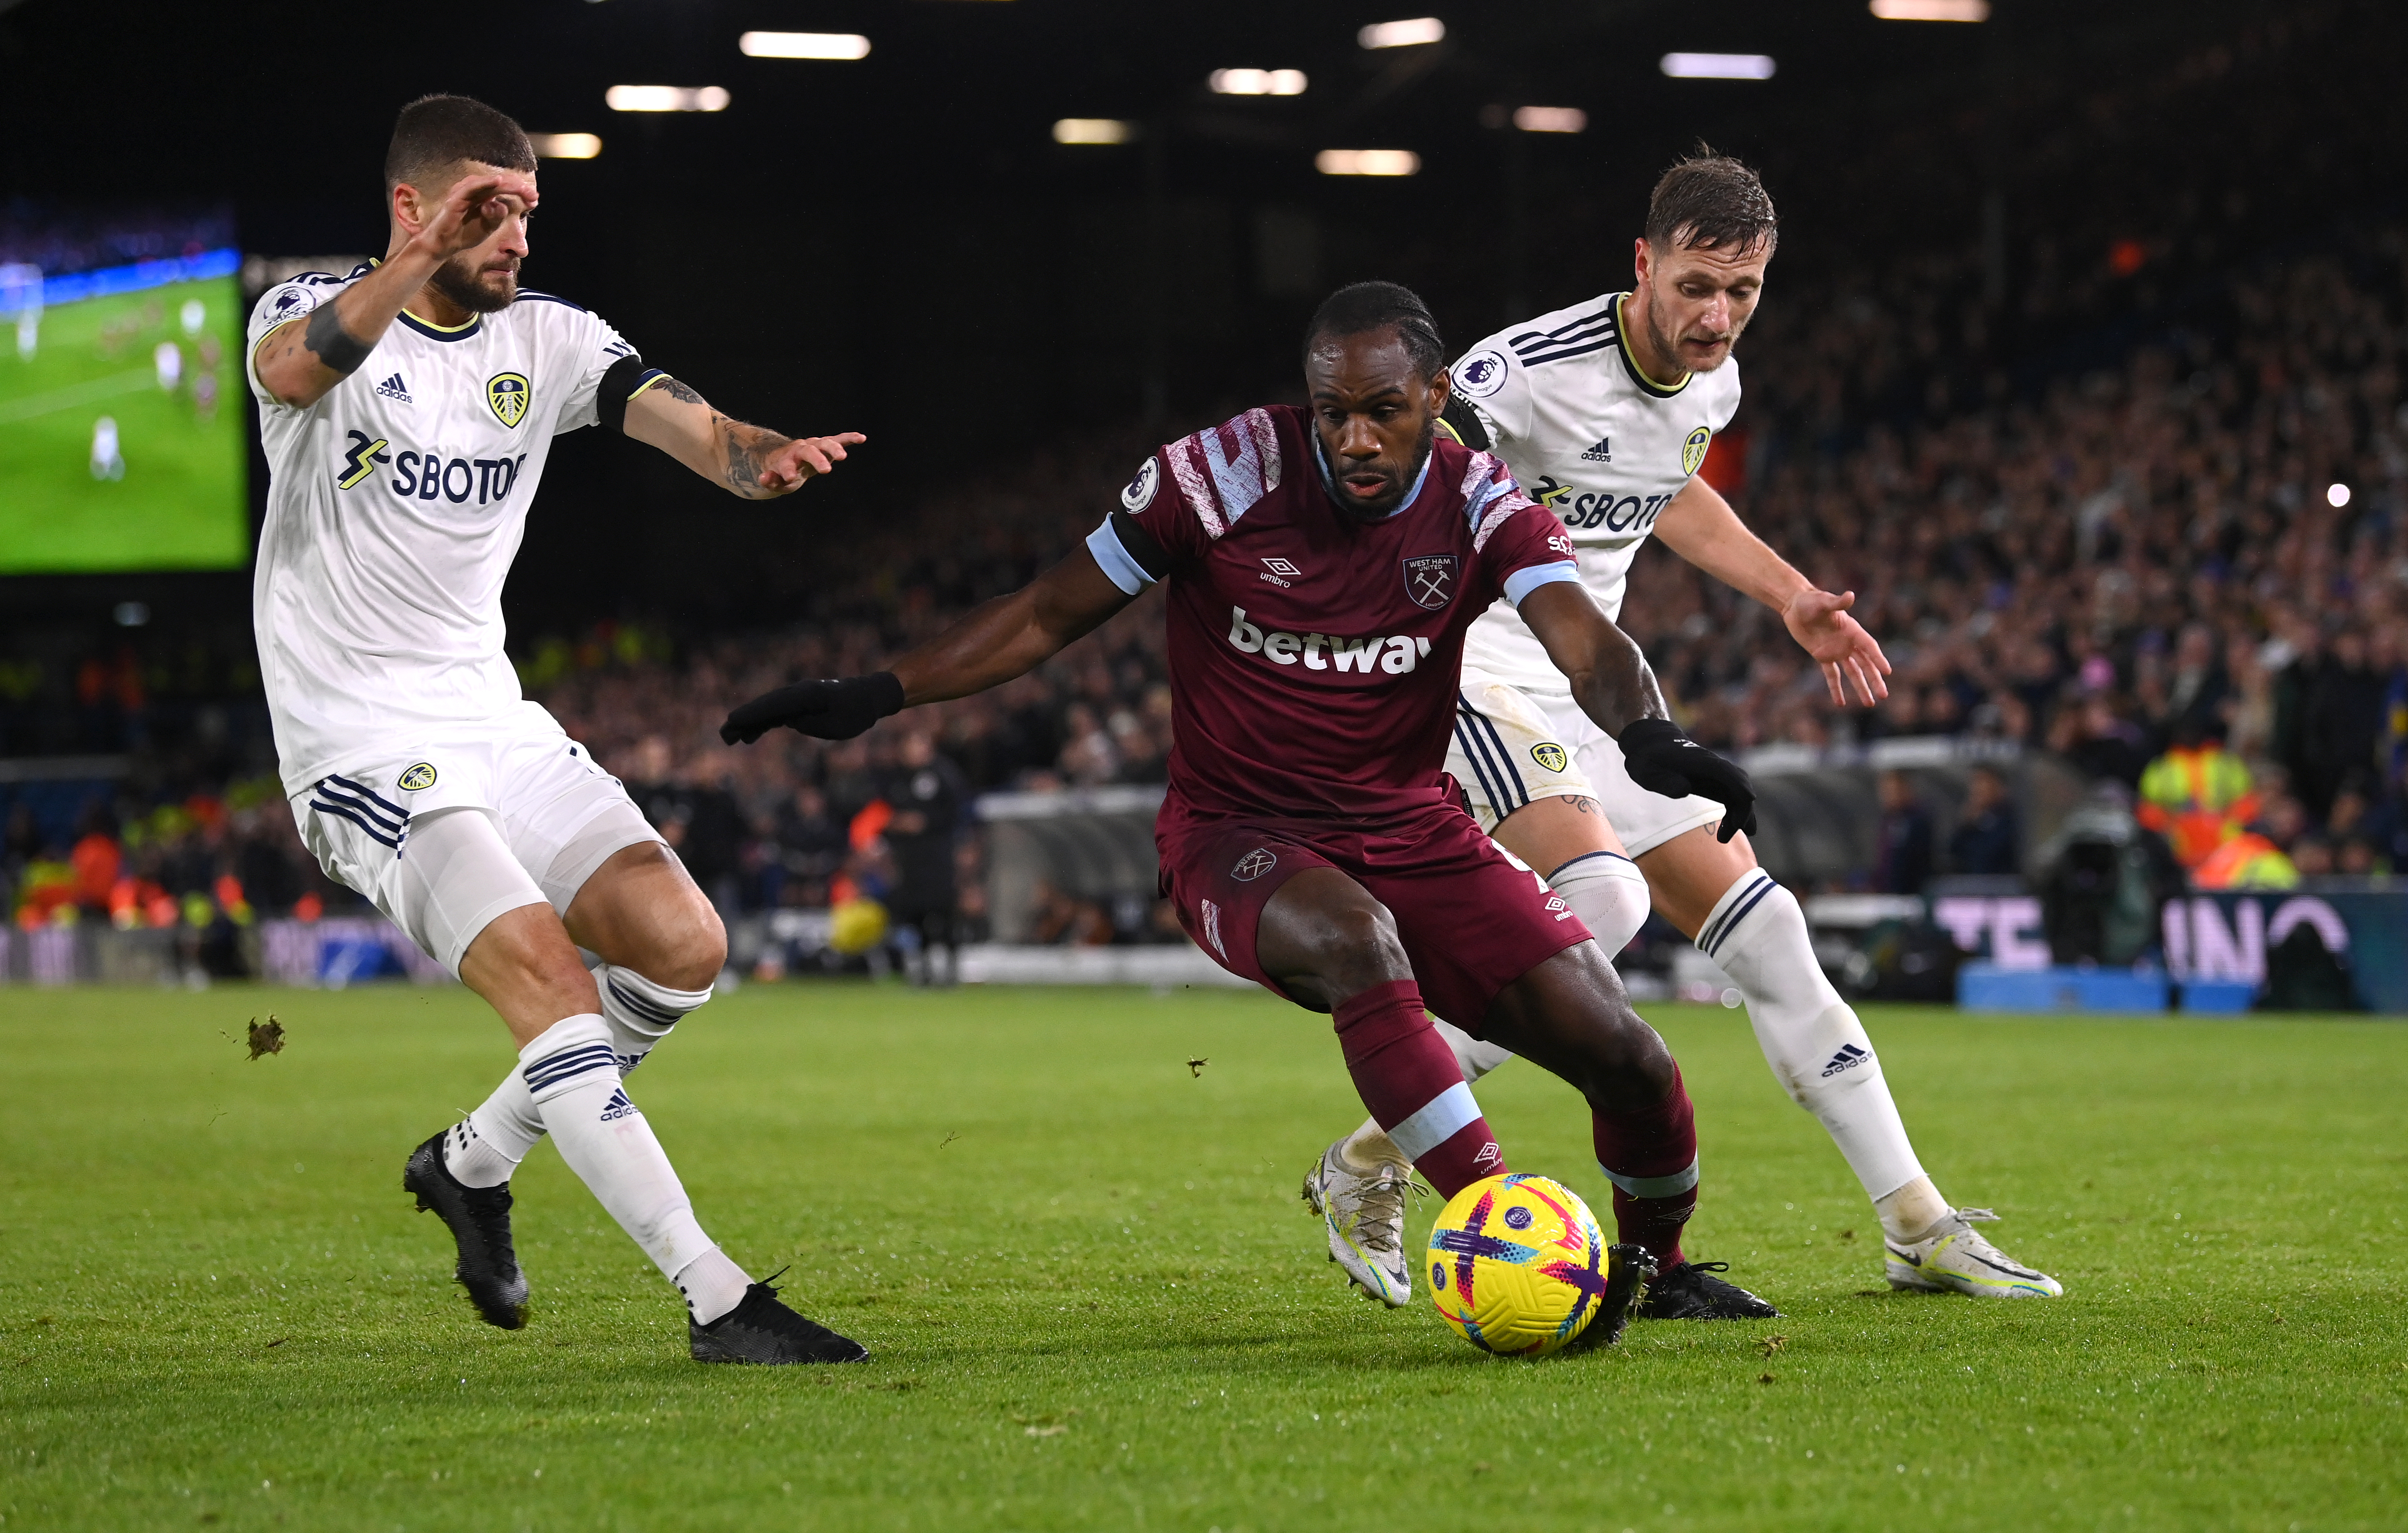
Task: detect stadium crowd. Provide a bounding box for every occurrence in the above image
[7,2,2406,945]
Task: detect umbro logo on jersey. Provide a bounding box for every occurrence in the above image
[1259,556,1299,588]
[599,1087,642,1122]
[1579,436,1612,463]
[373,373,413,404]
[1820,1043,1871,1078]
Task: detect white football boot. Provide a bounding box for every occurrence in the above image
[1301,1140,1419,1308]
[1885,1208,2063,1298]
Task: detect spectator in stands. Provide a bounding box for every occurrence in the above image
[1871,769,1935,895]
[2295,628,2386,820]
[2147,623,2229,754]
[2050,692,2153,789]
[1947,764,2021,876]
[773,784,849,907]
[881,730,968,986]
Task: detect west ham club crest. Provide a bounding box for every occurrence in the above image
[1402,553,1458,610]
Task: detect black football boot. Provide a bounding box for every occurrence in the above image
[1636,1260,1781,1320]
[402,1130,530,1330]
[689,1273,870,1364]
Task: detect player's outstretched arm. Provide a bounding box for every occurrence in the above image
[1651,475,1891,707]
[624,381,864,500]
[253,171,539,409]
[720,547,1135,743]
[1520,580,1757,841]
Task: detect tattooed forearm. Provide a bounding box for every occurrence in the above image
[302,302,373,376]
[719,420,795,495]
[654,376,706,406]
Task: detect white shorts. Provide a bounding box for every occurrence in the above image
[291,713,664,977]
[1447,669,1727,857]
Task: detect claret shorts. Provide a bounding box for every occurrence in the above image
[1158,798,1591,1030]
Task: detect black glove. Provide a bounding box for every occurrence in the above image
[1616,717,1757,843]
[720,672,905,744]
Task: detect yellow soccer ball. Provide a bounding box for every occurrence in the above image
[1427,1173,1611,1356]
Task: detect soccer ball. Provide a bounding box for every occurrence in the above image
[1427,1173,1610,1356]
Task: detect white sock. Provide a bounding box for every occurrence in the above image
[444,965,713,1189]
[517,1014,736,1308]
[1543,849,1653,956]
[1698,871,1928,1207]
[1874,1177,1954,1243]
[671,1246,753,1326]
[596,964,712,1075]
[443,1095,537,1190]
[1342,1020,1516,1169]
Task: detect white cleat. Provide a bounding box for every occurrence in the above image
[1886,1208,2063,1298]
[1301,1140,1420,1308]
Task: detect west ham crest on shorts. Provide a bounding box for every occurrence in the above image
[1402,553,1458,610]
[1231,847,1276,882]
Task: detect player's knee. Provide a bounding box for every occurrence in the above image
[1566,997,1679,1111]
[1277,900,1410,1002]
[653,909,728,993]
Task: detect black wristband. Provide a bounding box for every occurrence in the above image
[302,303,372,376]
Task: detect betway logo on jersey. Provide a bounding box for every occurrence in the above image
[339,430,527,506]
[1225,607,1433,674]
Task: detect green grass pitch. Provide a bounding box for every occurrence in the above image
[0,275,250,573]
[2,983,2403,1531]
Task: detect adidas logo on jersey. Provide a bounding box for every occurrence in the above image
[373,373,413,404]
[599,1086,642,1122]
[1579,436,1612,462]
[1820,1043,1871,1078]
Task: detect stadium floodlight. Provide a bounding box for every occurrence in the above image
[1870,0,1989,18]
[606,85,732,112]
[1316,148,1419,177]
[1659,53,1776,79]
[1052,119,1134,145]
[1358,17,1445,49]
[1210,68,1308,96]
[1513,106,1587,134]
[529,133,603,159]
[738,31,872,59]
[2328,483,2352,508]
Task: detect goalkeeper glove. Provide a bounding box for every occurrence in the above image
[1616,718,1757,843]
[720,672,905,744]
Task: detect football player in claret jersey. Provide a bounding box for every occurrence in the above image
[248,95,871,1363]
[725,282,1779,1323]
[1310,150,2063,1306]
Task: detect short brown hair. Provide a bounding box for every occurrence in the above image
[1644,145,1777,255]
[384,94,535,191]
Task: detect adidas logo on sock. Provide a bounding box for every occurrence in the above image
[373,372,413,404]
[1820,1043,1871,1078]
[1578,436,1612,462]
[598,1086,642,1122]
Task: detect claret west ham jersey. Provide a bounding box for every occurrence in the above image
[1084,404,1579,828]
[244,267,651,795]
[1446,291,1742,692]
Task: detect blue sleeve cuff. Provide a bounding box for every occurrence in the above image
[1086,517,1155,596]
[1504,560,1581,606]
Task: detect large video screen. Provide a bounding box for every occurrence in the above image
[0,208,250,573]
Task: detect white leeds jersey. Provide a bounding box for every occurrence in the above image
[245,267,640,795]
[1450,291,1741,691]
